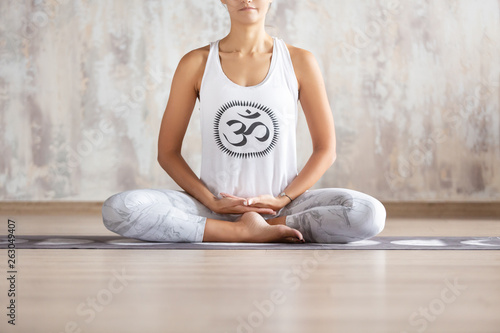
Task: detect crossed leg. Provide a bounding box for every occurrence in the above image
[102,188,385,243]
[268,188,386,243]
[102,189,302,243]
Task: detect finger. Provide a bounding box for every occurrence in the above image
[245,207,277,215]
[220,194,249,206]
[247,202,270,209]
[220,193,245,200]
[246,197,258,205]
[246,199,270,208]
[231,205,276,215]
[221,197,248,207]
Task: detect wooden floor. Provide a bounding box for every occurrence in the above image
[0,213,499,333]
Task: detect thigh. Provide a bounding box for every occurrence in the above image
[152,189,240,222]
[102,189,240,242]
[278,188,386,243]
[104,188,237,221]
[103,189,198,215]
[279,188,364,216]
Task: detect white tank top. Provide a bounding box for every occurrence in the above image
[199,37,298,198]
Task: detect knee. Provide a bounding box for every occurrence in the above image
[347,193,386,241]
[101,189,165,234]
[102,192,128,233]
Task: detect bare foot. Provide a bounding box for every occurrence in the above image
[237,212,304,243]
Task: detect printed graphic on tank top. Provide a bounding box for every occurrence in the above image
[199,37,299,198]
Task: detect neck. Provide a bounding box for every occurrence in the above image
[221,24,272,54]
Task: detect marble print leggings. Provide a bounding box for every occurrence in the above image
[102,188,386,244]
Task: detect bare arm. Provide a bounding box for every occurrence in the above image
[157,49,213,205]
[284,48,337,196]
[248,47,336,209]
[157,49,275,215]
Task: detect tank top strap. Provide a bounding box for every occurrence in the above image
[200,40,223,96]
[272,38,299,102]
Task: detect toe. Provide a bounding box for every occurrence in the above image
[278,225,304,242]
[282,236,305,244]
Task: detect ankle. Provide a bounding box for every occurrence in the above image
[233,220,250,242]
[203,219,247,242]
[267,216,286,226]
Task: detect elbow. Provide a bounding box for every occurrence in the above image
[157,150,175,171]
[330,150,337,166]
[157,153,167,170]
[322,143,336,167]
[327,150,337,167]
[313,146,336,167]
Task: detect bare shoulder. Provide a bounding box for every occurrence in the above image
[177,44,210,72]
[285,44,317,71]
[175,45,210,93]
[285,44,321,90]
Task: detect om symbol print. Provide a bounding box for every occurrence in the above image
[214,100,279,158]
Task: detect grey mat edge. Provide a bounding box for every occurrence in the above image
[1,236,499,250]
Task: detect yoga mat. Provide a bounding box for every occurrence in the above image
[0,236,499,250]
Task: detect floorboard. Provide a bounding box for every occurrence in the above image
[0,213,499,333]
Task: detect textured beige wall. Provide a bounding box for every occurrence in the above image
[0,0,499,201]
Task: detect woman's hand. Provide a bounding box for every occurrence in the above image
[210,193,278,215]
[219,193,290,212]
[246,194,291,211]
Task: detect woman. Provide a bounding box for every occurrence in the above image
[102,0,386,243]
